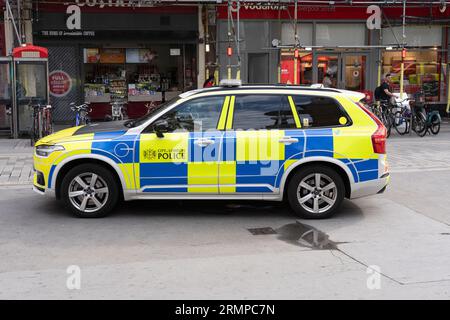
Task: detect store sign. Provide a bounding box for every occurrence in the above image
[74,0,162,8]
[67,5,81,30]
[241,2,287,11]
[39,30,96,37]
[366,5,381,30]
[49,70,72,97]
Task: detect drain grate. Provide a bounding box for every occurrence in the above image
[247,227,277,235]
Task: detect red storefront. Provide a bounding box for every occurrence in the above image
[216,3,450,104]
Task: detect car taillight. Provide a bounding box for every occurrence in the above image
[356,102,387,154]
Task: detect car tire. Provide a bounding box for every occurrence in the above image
[287,165,345,219]
[61,164,119,218]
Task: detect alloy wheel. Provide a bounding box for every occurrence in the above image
[68,173,109,213]
[296,173,337,214]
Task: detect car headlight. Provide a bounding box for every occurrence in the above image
[35,144,65,157]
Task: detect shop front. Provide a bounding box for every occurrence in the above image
[217,4,449,106]
[33,3,199,123]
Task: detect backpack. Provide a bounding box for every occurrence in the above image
[374,86,382,101]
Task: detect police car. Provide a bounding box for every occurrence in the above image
[33,80,389,218]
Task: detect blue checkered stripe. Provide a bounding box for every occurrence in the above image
[139,131,223,193]
[91,130,137,164]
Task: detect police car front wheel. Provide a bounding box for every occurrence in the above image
[287,165,345,219]
[61,164,119,218]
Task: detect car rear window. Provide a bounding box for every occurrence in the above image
[290,95,349,128]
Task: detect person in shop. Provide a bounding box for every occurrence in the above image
[203,75,215,88]
[322,73,333,88]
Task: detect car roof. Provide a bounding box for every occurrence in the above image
[179,84,362,100]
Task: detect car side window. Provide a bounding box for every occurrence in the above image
[148,96,225,132]
[232,94,292,130]
[291,95,348,128]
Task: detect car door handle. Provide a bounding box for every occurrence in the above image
[279,137,299,145]
[194,138,215,147]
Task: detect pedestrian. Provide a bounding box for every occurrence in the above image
[322,73,333,88]
[374,73,395,102]
[203,75,215,88]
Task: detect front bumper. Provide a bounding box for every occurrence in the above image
[32,170,56,198]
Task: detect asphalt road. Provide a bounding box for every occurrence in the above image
[1,129,450,299]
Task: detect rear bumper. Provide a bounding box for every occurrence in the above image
[350,173,390,199]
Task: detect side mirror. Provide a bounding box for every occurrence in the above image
[153,119,169,138]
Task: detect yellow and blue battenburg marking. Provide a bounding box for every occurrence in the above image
[36,92,380,195]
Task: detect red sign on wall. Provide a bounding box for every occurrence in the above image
[49,70,72,97]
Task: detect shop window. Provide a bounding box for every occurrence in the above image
[0,63,11,100]
[291,95,347,128]
[281,23,313,47]
[155,96,225,132]
[315,23,365,47]
[280,50,313,85]
[382,49,444,102]
[382,26,442,47]
[82,45,197,120]
[232,95,290,130]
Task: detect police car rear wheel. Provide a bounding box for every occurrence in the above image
[61,164,119,218]
[287,166,345,219]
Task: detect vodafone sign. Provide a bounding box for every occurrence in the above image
[49,70,72,97]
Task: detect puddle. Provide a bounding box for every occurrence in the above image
[276,221,344,250]
[247,227,277,235]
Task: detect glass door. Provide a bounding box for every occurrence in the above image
[0,58,12,133]
[342,54,368,92]
[314,52,369,91]
[315,54,340,88]
[14,60,48,134]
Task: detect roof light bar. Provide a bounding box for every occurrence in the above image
[219,79,242,87]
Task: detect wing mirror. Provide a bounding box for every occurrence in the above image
[153,119,170,138]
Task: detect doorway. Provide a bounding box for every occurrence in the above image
[314,52,368,91]
[0,58,12,135]
[248,53,269,84]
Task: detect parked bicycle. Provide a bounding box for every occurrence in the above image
[413,90,441,136]
[371,100,394,138]
[30,103,53,146]
[392,96,427,137]
[70,102,91,126]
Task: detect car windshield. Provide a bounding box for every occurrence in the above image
[124,96,182,128]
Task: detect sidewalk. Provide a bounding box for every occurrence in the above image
[0,140,34,185]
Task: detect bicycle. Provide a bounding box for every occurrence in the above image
[392,97,427,137]
[30,103,53,146]
[413,90,441,136]
[370,100,393,138]
[70,102,91,126]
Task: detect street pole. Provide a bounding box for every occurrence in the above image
[198,4,206,88]
[447,63,450,114]
[293,0,298,85]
